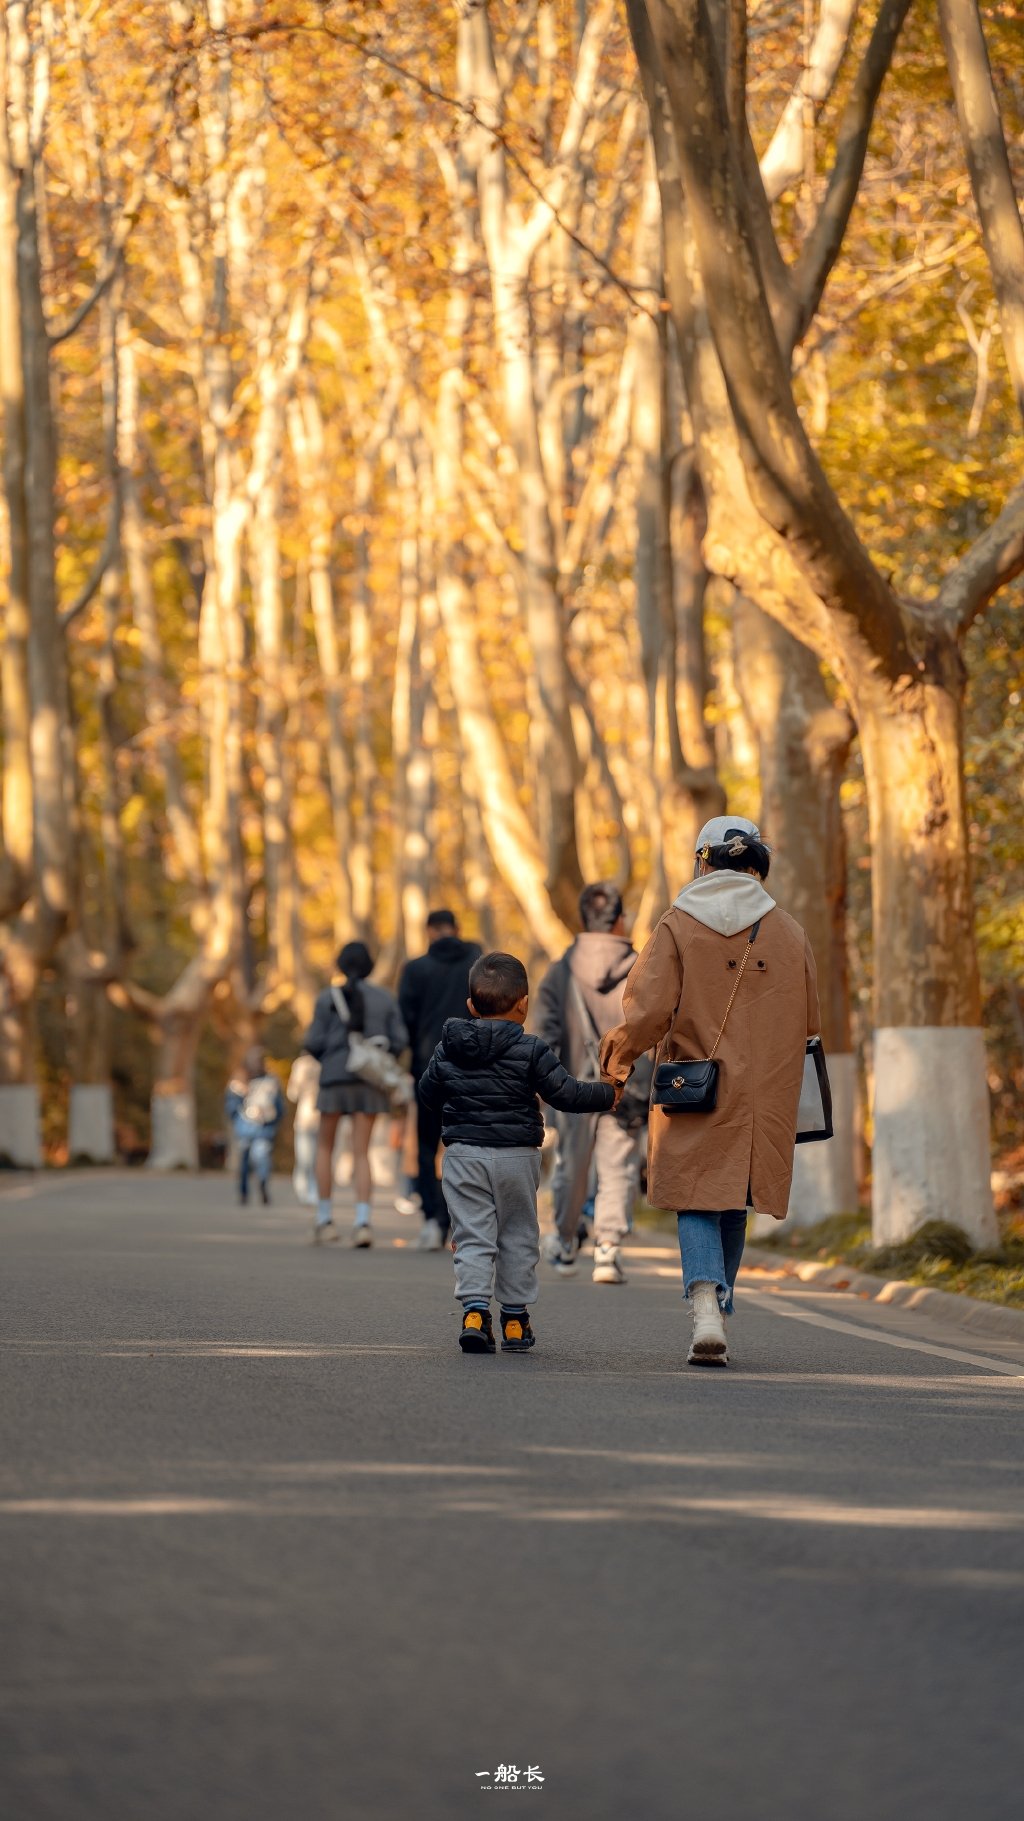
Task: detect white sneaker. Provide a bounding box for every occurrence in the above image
[352,1223,374,1248]
[687,1282,728,1364]
[313,1219,339,1246]
[551,1241,579,1277]
[416,1218,444,1252]
[394,1192,422,1218]
[592,1243,626,1285]
[540,1231,563,1266]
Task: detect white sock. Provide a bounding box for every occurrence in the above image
[316,1199,332,1228]
[354,1201,372,1227]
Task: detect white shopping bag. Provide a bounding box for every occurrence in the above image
[796,1038,833,1144]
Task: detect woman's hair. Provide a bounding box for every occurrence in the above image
[243,1044,266,1078]
[701,828,771,880]
[336,940,374,980]
[468,951,529,1017]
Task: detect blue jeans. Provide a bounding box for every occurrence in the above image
[239,1135,273,1198]
[677,1210,747,1314]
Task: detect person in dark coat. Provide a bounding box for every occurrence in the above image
[302,941,408,1248]
[419,951,615,1355]
[398,909,482,1251]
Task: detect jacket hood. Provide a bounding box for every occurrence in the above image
[570,932,637,994]
[429,935,479,965]
[673,872,776,936]
[440,1016,524,1068]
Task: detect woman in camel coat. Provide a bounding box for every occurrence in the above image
[601,817,820,1366]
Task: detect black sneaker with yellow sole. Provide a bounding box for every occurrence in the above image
[459,1307,496,1354]
[500,1311,536,1353]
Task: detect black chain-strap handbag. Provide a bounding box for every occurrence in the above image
[650,919,762,1115]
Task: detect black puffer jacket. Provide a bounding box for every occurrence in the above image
[418,1017,614,1148]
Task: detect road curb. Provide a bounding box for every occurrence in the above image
[742,1244,1024,1345]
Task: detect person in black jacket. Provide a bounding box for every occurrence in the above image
[398,910,482,1251]
[419,950,615,1356]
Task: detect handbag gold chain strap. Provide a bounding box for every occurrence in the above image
[662,921,761,1068]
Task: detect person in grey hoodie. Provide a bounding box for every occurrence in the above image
[535,882,642,1286]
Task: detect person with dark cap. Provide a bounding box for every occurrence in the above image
[302,940,408,1247]
[536,882,642,1285]
[399,910,482,1251]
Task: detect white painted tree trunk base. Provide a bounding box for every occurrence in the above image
[148,1092,198,1171]
[0,1085,42,1168]
[872,1027,997,1250]
[68,1084,115,1164]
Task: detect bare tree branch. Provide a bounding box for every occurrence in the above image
[783,0,915,361]
[938,0,1024,429]
[59,504,120,631]
[760,0,860,203]
[936,480,1024,635]
[234,10,657,318]
[639,0,908,679]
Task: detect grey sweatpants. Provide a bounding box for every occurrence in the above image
[442,1144,542,1306]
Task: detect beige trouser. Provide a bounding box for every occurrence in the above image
[553,1111,640,1249]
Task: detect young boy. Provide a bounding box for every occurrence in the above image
[418,952,616,1355]
[225,1046,286,1206]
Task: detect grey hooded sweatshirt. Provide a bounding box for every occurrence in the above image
[535,932,638,1080]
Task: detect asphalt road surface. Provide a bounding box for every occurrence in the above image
[2,1169,1022,1821]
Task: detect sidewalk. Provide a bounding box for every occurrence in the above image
[742,1243,1024,1346]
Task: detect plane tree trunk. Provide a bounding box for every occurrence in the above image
[732,594,859,1222]
[627,0,1024,1244]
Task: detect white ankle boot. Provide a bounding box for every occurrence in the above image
[688,1282,728,1365]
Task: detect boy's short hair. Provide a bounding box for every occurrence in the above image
[468,951,528,1017]
[579,881,623,932]
[426,908,457,932]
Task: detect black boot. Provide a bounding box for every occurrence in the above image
[500,1310,536,1353]
[459,1307,496,1354]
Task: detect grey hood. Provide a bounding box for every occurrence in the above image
[673,872,776,937]
[568,933,637,1039]
[569,933,636,994]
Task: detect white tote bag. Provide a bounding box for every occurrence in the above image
[330,988,414,1111]
[795,1037,833,1144]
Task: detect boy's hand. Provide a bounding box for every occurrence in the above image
[600,1068,622,1107]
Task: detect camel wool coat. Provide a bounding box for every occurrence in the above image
[600,887,820,1218]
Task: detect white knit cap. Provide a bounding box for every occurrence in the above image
[694,815,762,852]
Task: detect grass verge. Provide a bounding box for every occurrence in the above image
[756,1213,1024,1309]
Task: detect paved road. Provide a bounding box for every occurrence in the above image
[2,1170,1022,1821]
